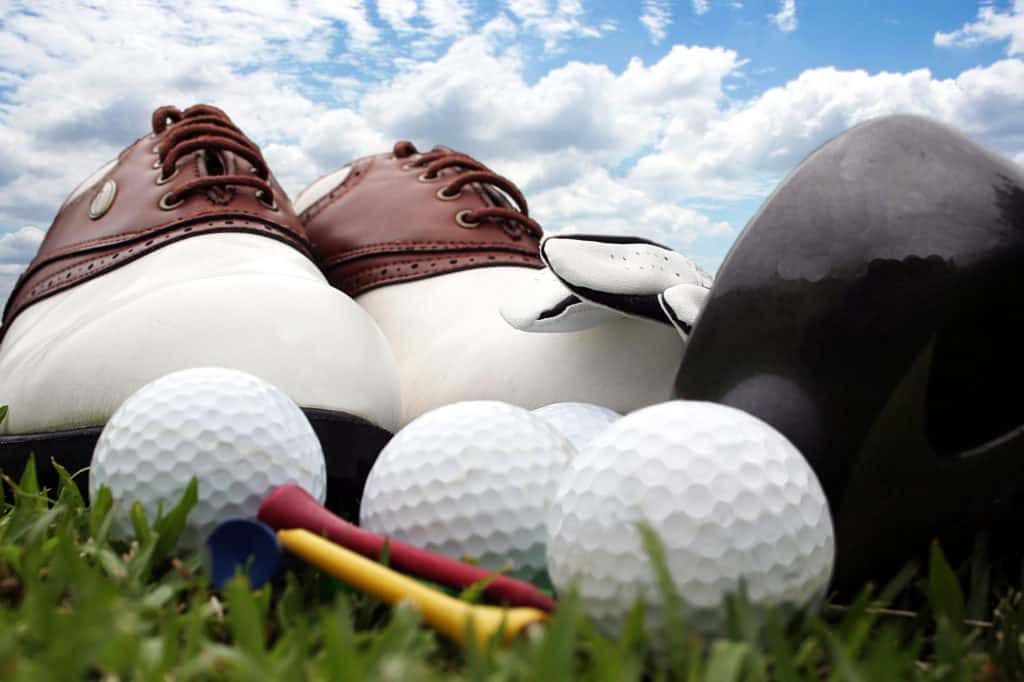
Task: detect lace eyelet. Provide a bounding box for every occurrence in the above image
[257,191,279,211]
[436,186,462,201]
[151,143,161,154]
[455,210,480,229]
[155,166,179,185]
[159,192,185,211]
[152,158,163,170]
[417,172,440,183]
[401,162,418,172]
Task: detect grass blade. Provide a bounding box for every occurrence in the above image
[52,459,85,510]
[459,570,502,604]
[705,640,749,682]
[967,534,991,622]
[226,575,266,659]
[131,500,152,545]
[89,485,115,544]
[928,541,965,627]
[152,477,198,560]
[320,596,361,680]
[637,522,687,671]
[17,455,39,497]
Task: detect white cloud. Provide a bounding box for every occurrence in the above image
[422,0,475,37]
[935,0,1024,55]
[0,264,26,313]
[268,108,390,191]
[370,0,473,57]
[693,0,711,16]
[641,0,673,44]
[315,1,381,50]
[532,167,734,244]
[362,35,740,165]
[770,0,797,32]
[376,0,419,32]
[503,0,608,51]
[0,228,44,307]
[0,3,739,280]
[2,0,1024,315]
[0,227,44,264]
[629,60,1024,200]
[0,2,363,231]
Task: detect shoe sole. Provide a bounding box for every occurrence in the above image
[0,407,391,521]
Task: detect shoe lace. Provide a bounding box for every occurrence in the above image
[152,104,275,208]
[393,141,543,239]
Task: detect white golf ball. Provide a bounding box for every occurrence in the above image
[533,402,621,451]
[90,367,326,546]
[359,400,575,584]
[547,400,834,639]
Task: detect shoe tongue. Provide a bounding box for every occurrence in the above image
[198,148,237,204]
[293,165,354,215]
[200,148,228,176]
[428,146,517,211]
[478,183,514,210]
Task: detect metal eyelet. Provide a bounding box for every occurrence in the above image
[159,192,185,210]
[155,166,179,185]
[151,143,161,154]
[436,186,462,201]
[417,172,440,183]
[152,158,163,169]
[455,210,480,228]
[400,162,418,172]
[257,191,279,211]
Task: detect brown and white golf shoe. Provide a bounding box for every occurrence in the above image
[294,141,684,425]
[0,105,400,515]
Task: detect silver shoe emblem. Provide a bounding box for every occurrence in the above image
[89,179,117,220]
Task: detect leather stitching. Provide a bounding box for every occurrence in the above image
[331,251,541,283]
[336,252,531,274]
[14,222,309,317]
[24,210,305,273]
[320,241,540,268]
[333,255,542,293]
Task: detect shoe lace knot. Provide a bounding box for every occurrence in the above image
[393,140,542,240]
[151,105,276,210]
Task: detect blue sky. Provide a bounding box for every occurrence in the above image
[1,0,1023,307]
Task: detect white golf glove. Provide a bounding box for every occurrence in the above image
[500,234,713,338]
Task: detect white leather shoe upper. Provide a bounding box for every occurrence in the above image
[0,233,401,435]
[357,266,683,426]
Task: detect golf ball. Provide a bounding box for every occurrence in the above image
[533,402,621,451]
[90,367,326,547]
[359,400,575,584]
[546,400,834,639]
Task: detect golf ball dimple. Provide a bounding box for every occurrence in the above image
[532,402,621,451]
[359,400,576,585]
[90,367,326,547]
[546,400,834,639]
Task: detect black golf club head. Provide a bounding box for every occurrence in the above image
[675,115,1024,590]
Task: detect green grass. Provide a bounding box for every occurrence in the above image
[1,457,1022,681]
